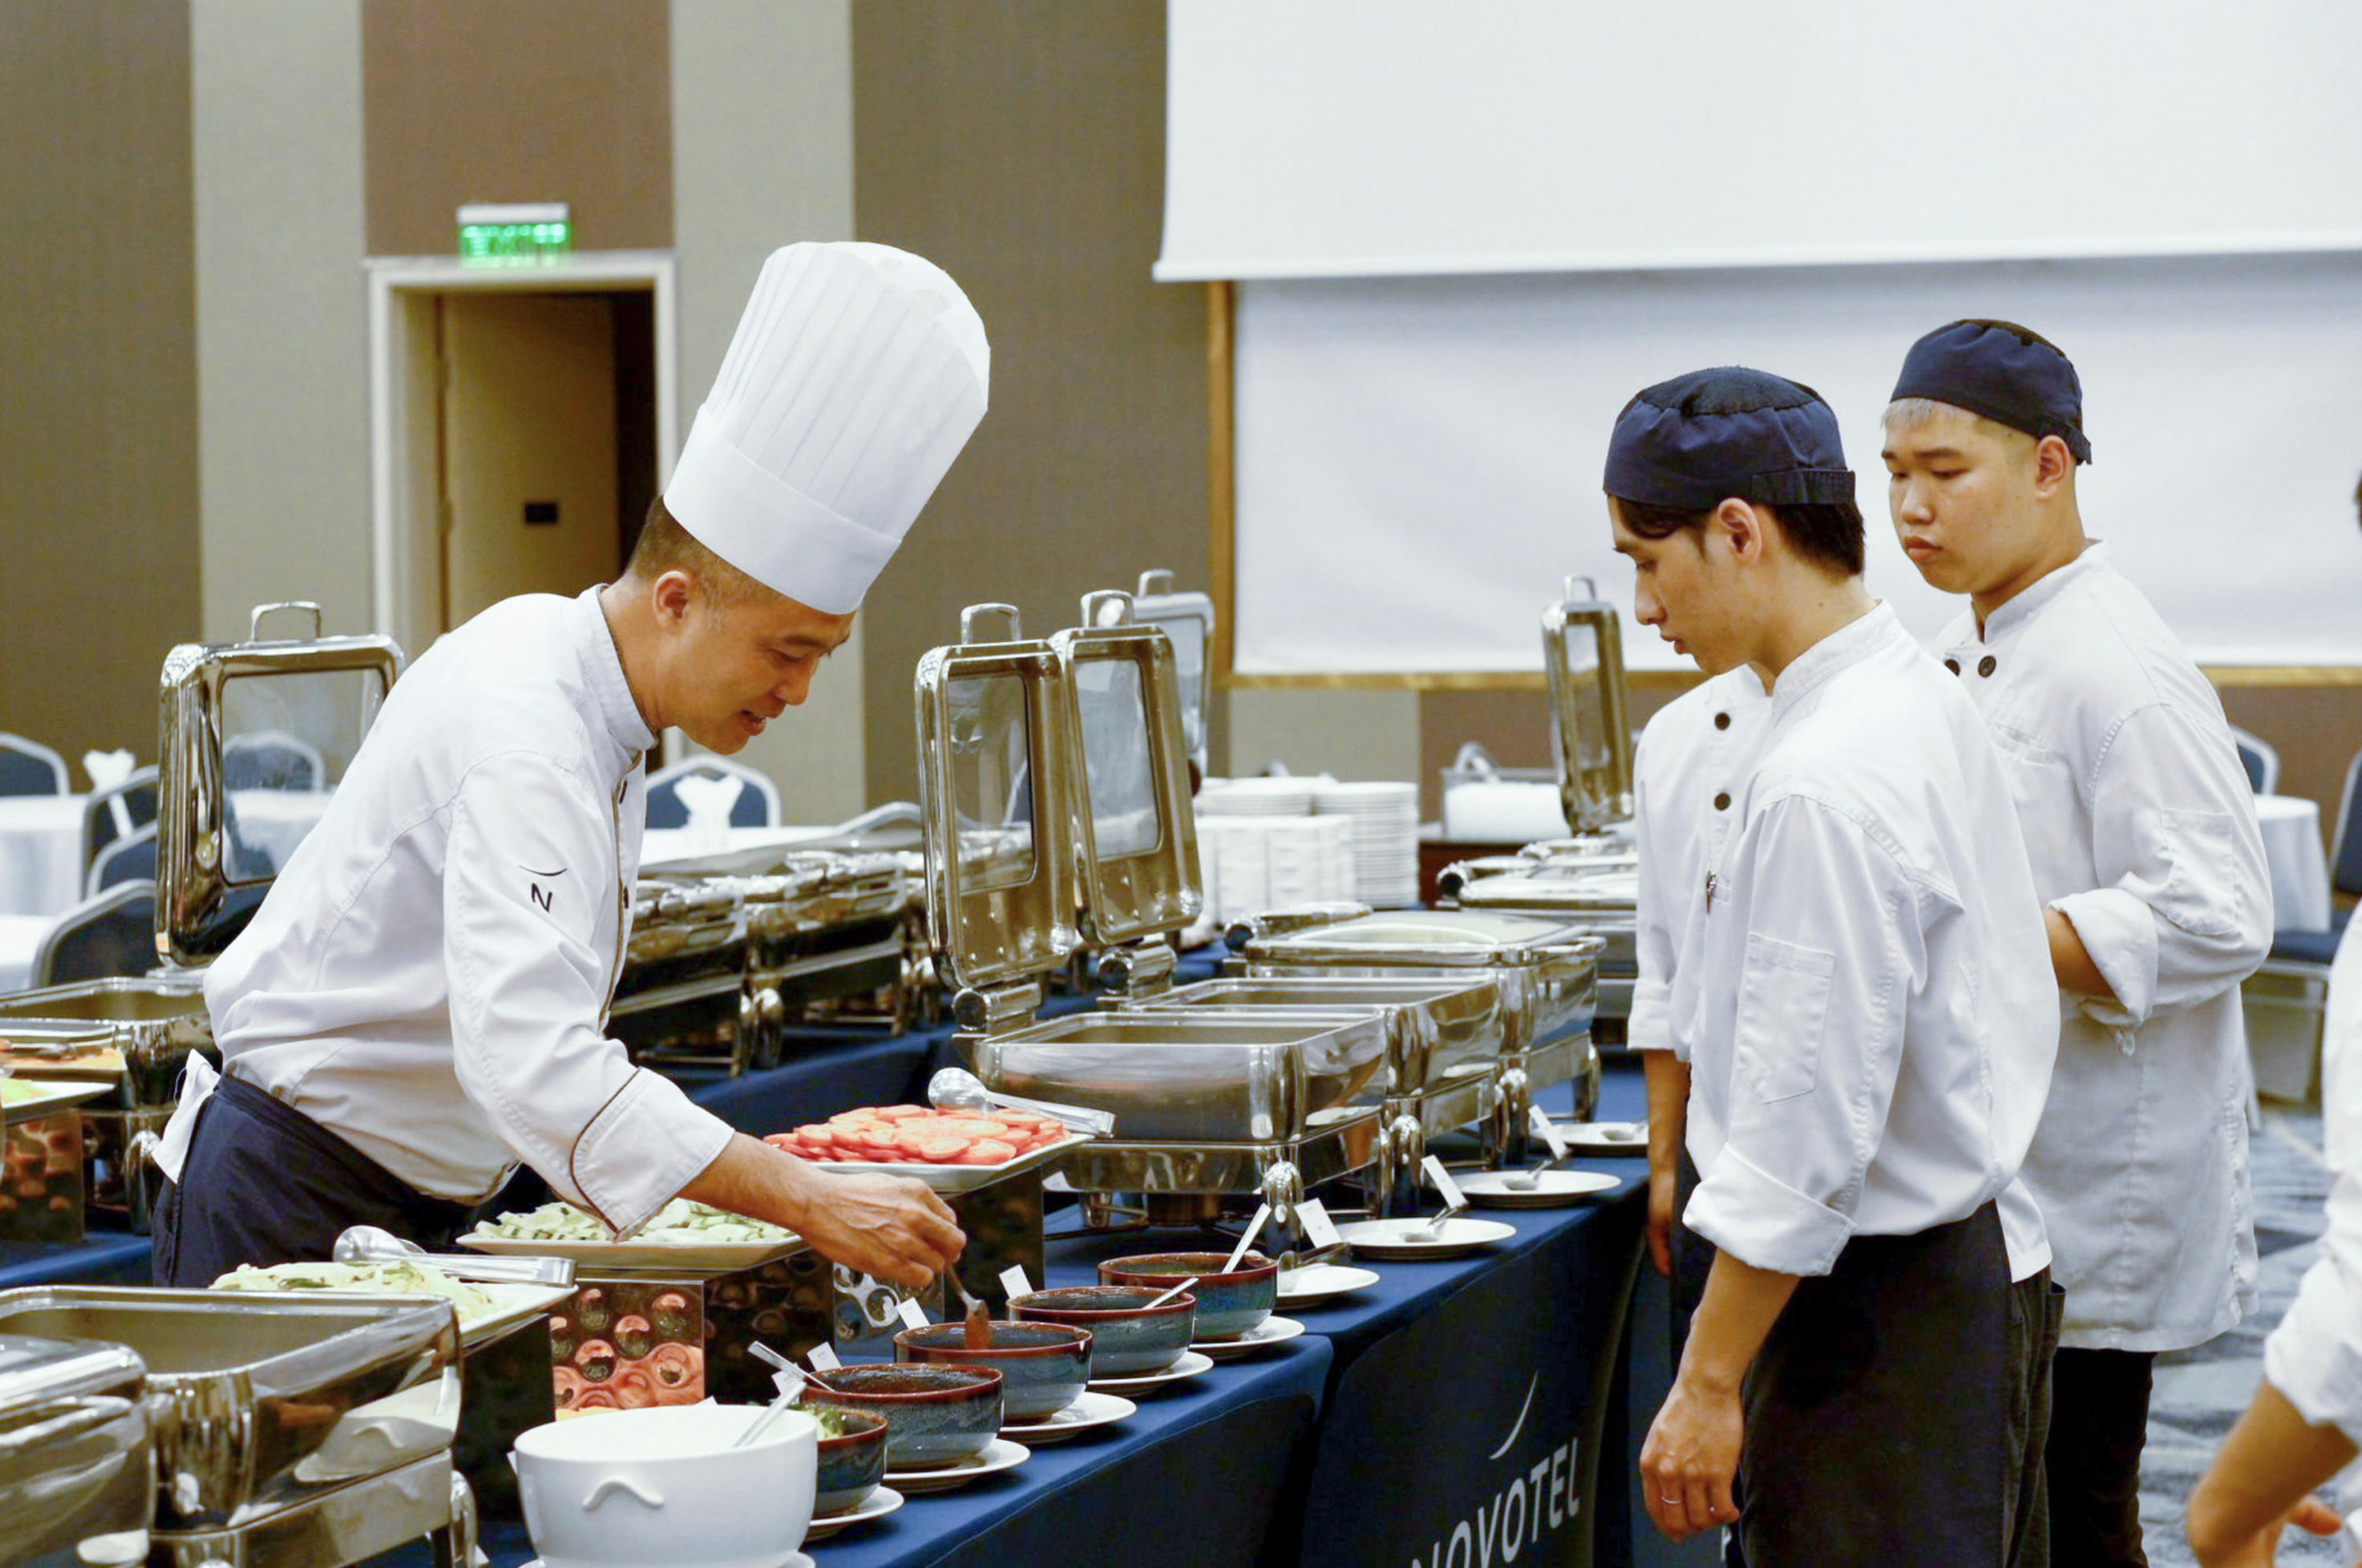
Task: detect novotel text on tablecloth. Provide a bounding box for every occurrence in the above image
[1410,1433,1579,1568]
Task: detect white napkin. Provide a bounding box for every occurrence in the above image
[673,772,746,856]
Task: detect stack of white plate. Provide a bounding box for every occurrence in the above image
[1196,777,1318,819]
[1195,814,1354,923]
[1312,781,1421,908]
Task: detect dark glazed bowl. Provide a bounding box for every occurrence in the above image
[811,1405,890,1514]
[895,1321,1094,1420]
[799,1363,1004,1468]
[1010,1284,1197,1374]
[1097,1251,1278,1340]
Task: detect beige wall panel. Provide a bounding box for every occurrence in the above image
[851,1,1209,803]
[193,0,370,649]
[0,1,199,767]
[362,0,673,257]
[1224,689,1422,790]
[671,0,864,821]
[2219,686,2362,851]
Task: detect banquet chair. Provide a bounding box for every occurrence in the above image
[2229,725,2280,795]
[2247,746,2362,1100]
[0,732,69,796]
[81,764,158,870]
[31,884,155,987]
[222,729,325,792]
[644,756,780,830]
[85,824,156,899]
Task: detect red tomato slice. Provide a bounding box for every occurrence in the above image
[872,1105,930,1121]
[955,1139,1017,1166]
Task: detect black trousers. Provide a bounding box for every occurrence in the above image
[1736,1205,2060,1568]
[152,1073,478,1287]
[2045,1347,2157,1567]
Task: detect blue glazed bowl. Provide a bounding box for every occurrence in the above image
[1011,1285,1197,1374]
[810,1405,889,1515]
[1098,1251,1278,1341]
[895,1321,1094,1420]
[799,1364,1003,1469]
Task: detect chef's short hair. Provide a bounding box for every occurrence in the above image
[626,498,771,606]
[1882,397,2040,457]
[1614,496,1865,578]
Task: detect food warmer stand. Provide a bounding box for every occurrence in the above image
[921,600,1389,1253]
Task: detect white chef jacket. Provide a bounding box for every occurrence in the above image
[1629,665,1773,1057]
[2263,917,2362,1443]
[184,588,734,1237]
[1673,604,2058,1280]
[1937,543,2267,1352]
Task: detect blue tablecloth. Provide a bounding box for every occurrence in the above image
[0,1225,152,1291]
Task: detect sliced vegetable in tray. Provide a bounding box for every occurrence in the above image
[764,1105,1070,1167]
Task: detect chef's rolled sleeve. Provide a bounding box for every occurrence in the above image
[444,750,735,1237]
[2065,704,2271,1031]
[2264,1223,2362,1447]
[1685,1143,1851,1275]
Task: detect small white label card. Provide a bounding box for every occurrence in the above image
[1528,1105,1569,1161]
[1297,1195,1343,1250]
[1422,1154,1468,1212]
[896,1296,931,1332]
[999,1264,1033,1301]
[806,1341,842,1372]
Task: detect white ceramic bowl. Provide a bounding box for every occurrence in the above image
[514,1404,817,1568]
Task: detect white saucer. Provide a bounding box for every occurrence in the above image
[1088,1348,1215,1393]
[1460,1169,1622,1209]
[1276,1263,1381,1309]
[1001,1388,1137,1443]
[885,1436,1030,1494]
[1551,1117,1648,1154]
[1193,1315,1304,1361]
[1335,1216,1517,1260]
[803,1484,904,1541]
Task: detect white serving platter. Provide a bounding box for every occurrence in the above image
[1087,1348,1214,1394]
[811,1130,1094,1194]
[1550,1117,1648,1155]
[1459,1169,1621,1210]
[0,1077,114,1126]
[1001,1389,1136,1444]
[1334,1217,1517,1261]
[456,1231,804,1272]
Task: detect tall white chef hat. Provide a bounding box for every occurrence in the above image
[664,241,990,613]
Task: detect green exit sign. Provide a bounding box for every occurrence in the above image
[457,202,572,261]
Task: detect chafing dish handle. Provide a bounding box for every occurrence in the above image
[1223,900,1374,952]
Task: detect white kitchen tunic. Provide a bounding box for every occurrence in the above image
[1673,604,2058,1280]
[184,588,734,1237]
[1936,542,2267,1352]
[1630,665,1773,1057]
[2263,916,2362,1442]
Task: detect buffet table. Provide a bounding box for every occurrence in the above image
[2258,792,2333,932]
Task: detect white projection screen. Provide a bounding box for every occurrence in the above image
[1165,2,2362,676]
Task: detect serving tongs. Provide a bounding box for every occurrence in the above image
[928,1066,1116,1138]
[334,1224,576,1287]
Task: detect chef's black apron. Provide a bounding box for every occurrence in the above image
[1735,1202,2057,1568]
[152,1073,479,1287]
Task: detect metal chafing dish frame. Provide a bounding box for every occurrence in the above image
[921,600,1389,1247]
[156,601,405,970]
[1229,905,1606,1166]
[1543,577,1636,837]
[0,1332,153,1568]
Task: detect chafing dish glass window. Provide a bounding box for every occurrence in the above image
[1074,657,1160,859]
[1554,621,1609,770]
[220,669,384,884]
[948,673,1036,890]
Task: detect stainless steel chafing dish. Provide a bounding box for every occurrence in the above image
[1230,905,1604,1165]
[0,1287,476,1568]
[1445,862,1639,1045]
[923,600,1386,1244]
[0,1332,152,1568]
[1544,577,1636,837]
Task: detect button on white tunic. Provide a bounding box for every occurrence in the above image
[1672,606,2059,1280]
[1937,542,2267,1352]
[199,588,735,1237]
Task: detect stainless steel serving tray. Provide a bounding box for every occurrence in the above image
[0,1285,460,1530]
[1,1078,113,1126]
[963,1011,1388,1144]
[1114,975,1503,1098]
[0,1334,152,1568]
[0,975,216,1108]
[205,1279,577,1356]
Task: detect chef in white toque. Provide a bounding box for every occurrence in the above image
[153,241,988,1292]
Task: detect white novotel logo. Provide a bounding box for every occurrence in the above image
[1408,1372,1582,1568]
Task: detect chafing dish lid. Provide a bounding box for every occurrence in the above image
[1543,580,1635,835]
[1455,867,1637,913]
[1126,569,1214,774]
[0,1335,146,1419]
[1249,907,1604,964]
[158,601,405,967]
